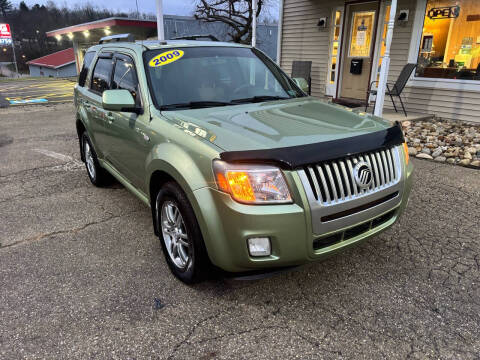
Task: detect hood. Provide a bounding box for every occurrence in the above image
[160,97,393,152]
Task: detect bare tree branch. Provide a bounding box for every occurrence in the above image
[195,0,264,44]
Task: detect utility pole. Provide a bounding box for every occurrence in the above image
[252,0,257,47]
[156,0,165,42]
[374,0,397,117]
[11,33,18,78]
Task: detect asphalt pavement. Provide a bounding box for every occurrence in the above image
[0,77,75,107]
[0,104,479,359]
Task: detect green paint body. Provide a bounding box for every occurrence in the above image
[75,41,413,272]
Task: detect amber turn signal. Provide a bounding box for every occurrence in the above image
[402,142,409,165]
[225,171,256,202]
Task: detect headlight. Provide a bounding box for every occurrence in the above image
[213,160,292,204]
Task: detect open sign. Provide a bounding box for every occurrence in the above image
[0,23,12,39]
[427,6,460,20]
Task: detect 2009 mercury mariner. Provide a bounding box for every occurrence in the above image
[74,35,413,283]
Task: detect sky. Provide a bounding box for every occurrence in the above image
[16,0,279,18]
[17,0,199,16]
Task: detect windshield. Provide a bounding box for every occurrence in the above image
[144,46,305,110]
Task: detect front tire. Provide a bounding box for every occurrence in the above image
[155,182,210,284]
[81,132,111,187]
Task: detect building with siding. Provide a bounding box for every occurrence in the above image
[277,0,480,122]
[27,48,76,78]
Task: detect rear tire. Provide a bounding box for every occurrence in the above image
[155,181,210,284]
[81,132,112,187]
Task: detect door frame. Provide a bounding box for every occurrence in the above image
[335,0,382,101]
[368,0,390,102]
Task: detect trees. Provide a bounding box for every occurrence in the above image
[0,0,13,17]
[0,2,127,71]
[194,0,264,44]
[19,1,28,12]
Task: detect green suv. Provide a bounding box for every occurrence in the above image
[74,37,413,283]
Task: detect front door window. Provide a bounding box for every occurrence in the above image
[349,11,376,57]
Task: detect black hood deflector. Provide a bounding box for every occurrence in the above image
[219,122,405,170]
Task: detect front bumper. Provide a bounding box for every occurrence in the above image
[192,160,413,273]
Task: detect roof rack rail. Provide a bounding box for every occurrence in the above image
[171,34,219,42]
[99,33,135,44]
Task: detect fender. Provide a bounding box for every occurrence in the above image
[146,141,218,246]
[146,142,215,193]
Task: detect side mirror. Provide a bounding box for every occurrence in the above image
[102,89,137,113]
[292,77,309,94]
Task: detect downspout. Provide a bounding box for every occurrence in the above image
[276,0,284,65]
[374,0,398,117]
[252,0,258,47]
[10,30,19,78]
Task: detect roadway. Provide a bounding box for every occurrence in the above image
[0,77,75,107]
[1,103,479,359]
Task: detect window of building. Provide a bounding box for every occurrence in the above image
[375,5,391,82]
[329,10,343,84]
[416,0,480,81]
[91,57,114,94]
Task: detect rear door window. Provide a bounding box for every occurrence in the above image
[78,51,95,87]
[112,55,140,105]
[90,57,114,94]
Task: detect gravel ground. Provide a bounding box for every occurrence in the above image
[1,104,479,359]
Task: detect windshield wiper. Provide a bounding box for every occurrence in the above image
[159,101,232,110]
[230,95,291,104]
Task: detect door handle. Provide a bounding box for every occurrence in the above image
[135,127,150,142]
[106,112,115,124]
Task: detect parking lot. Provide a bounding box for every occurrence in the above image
[0,78,75,107]
[1,103,479,359]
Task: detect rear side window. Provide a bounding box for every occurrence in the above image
[78,51,95,87]
[91,58,114,94]
[112,56,140,105]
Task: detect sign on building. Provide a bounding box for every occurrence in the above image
[427,6,461,20]
[0,23,12,45]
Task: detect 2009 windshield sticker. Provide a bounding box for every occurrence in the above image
[149,50,184,67]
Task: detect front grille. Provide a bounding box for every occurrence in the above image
[320,192,398,222]
[313,209,396,251]
[303,147,400,205]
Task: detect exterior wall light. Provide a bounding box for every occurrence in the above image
[317,17,327,28]
[398,10,409,22]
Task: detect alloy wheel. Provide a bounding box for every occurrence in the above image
[84,140,96,179]
[160,201,191,270]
